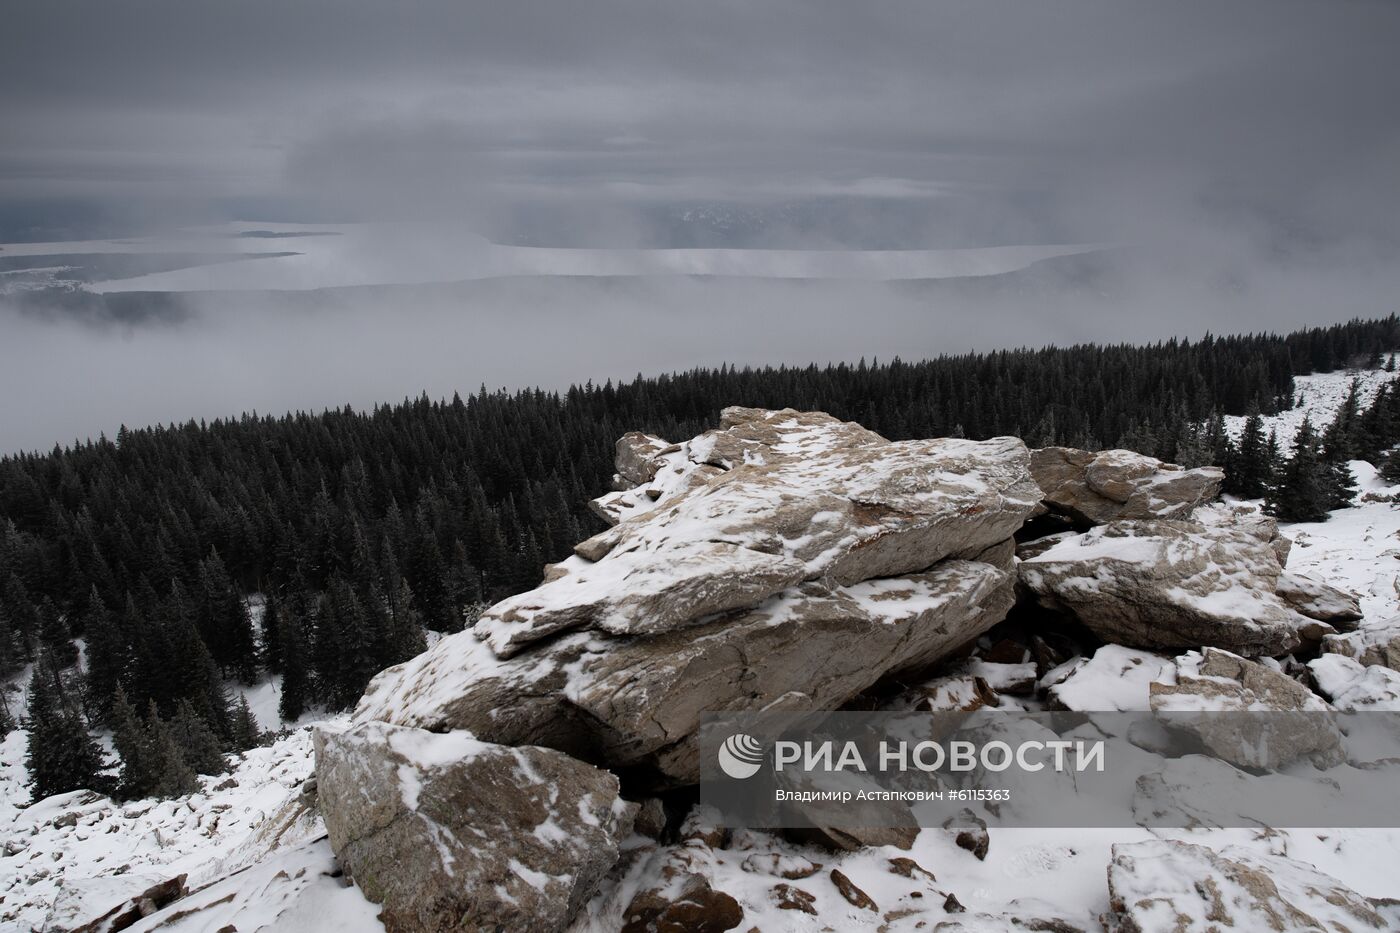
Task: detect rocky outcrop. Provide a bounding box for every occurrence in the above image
[356,409,1038,784]
[1105,840,1400,931]
[1019,519,1342,656]
[1029,447,1222,525]
[480,411,1038,657]
[1149,648,1343,769]
[314,722,634,933]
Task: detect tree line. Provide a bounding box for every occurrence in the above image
[2,315,1398,801]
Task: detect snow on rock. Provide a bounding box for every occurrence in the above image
[359,559,1017,784]
[1308,654,1400,710]
[1029,446,1223,525]
[313,720,634,933]
[1324,617,1400,673]
[1149,648,1343,770]
[1044,644,1173,712]
[481,408,1038,657]
[1020,518,1332,656]
[356,409,1036,784]
[1105,838,1400,932]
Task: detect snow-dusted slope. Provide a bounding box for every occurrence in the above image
[1222,358,1400,446]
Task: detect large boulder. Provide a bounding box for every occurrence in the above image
[1030,447,1222,525]
[359,410,1037,783]
[1018,519,1337,656]
[1149,648,1343,769]
[359,556,1017,783]
[314,722,634,933]
[1105,839,1399,931]
[479,415,1039,657]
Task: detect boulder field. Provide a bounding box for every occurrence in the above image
[311,408,1383,931]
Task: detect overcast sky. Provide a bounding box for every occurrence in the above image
[2,0,1396,245]
[2,1,1399,451]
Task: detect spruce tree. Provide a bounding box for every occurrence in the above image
[1228,408,1272,498]
[1265,417,1330,523]
[277,605,309,723]
[169,699,228,776]
[230,694,262,751]
[24,657,106,801]
[145,702,199,798]
[111,685,158,799]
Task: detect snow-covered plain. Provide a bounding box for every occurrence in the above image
[4,370,1400,930]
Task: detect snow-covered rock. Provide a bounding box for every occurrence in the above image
[314,721,634,933]
[1019,519,1340,656]
[1044,645,1172,712]
[357,409,1037,784]
[1105,839,1400,932]
[1325,616,1400,672]
[359,558,1017,784]
[1308,654,1400,710]
[1029,446,1222,525]
[481,409,1038,657]
[1276,570,1363,627]
[1149,648,1343,769]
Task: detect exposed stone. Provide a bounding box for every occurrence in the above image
[56,874,187,933]
[1149,648,1344,769]
[1105,839,1397,932]
[888,857,937,882]
[943,808,989,861]
[314,722,633,933]
[1019,519,1320,656]
[830,869,879,912]
[633,798,669,839]
[621,871,744,933]
[771,883,818,915]
[615,432,675,486]
[1030,447,1222,525]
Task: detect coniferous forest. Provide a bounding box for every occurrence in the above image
[3,315,1400,799]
